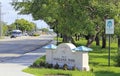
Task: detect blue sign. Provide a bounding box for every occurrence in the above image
[106,19,114,34]
[107,21,112,28]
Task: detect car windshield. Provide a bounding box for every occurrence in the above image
[12,32,21,34]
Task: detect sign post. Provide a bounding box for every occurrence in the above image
[106,19,114,66]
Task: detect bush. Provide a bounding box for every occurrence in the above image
[39,60,46,67]
[72,66,77,70]
[31,62,40,67]
[48,64,53,68]
[31,56,46,67]
[54,63,59,69]
[45,63,53,68]
[33,33,40,36]
[63,64,68,70]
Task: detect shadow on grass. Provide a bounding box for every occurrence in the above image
[89,62,99,66]
[90,54,115,60]
[89,62,109,67]
[95,71,120,76]
[45,73,71,76]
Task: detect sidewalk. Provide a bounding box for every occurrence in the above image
[0,63,33,76]
[0,48,45,76]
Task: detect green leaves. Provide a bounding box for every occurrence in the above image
[14,19,36,32]
[11,0,120,38]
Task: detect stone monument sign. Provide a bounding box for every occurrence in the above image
[44,43,92,71]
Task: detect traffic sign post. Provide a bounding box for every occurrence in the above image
[106,19,114,66]
[106,19,114,34]
[108,34,110,66]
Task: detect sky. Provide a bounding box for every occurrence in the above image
[0,0,49,29]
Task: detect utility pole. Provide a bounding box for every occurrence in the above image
[0,2,2,38]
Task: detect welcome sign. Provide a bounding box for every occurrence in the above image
[45,43,90,71]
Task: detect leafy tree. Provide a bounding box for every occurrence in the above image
[41,28,49,32]
[0,21,8,36]
[12,0,120,66]
[11,0,120,48]
[84,0,120,48]
[12,0,96,44]
[1,22,8,36]
[8,23,16,31]
[3,25,8,36]
[13,18,36,32]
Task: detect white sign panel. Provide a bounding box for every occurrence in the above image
[106,19,114,34]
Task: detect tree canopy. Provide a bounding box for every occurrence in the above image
[12,0,96,42]
[12,18,36,32]
[11,0,120,46]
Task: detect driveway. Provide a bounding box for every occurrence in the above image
[0,35,56,76]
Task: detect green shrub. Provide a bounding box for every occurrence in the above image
[45,63,53,68]
[72,66,77,70]
[48,64,53,68]
[32,59,42,67]
[63,64,68,70]
[54,63,59,69]
[33,33,40,36]
[31,55,46,67]
[39,60,46,67]
[32,62,40,67]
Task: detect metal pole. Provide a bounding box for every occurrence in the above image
[0,2,2,38]
[57,31,58,45]
[108,34,111,66]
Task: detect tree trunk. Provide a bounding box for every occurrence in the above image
[63,35,68,43]
[118,36,120,54]
[117,36,120,66]
[75,34,80,41]
[62,35,75,44]
[86,39,93,47]
[78,34,80,41]
[86,35,96,47]
[71,37,75,45]
[75,34,78,41]
[102,34,106,48]
[101,16,108,48]
[95,35,100,46]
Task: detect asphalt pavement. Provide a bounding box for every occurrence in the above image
[0,34,56,76]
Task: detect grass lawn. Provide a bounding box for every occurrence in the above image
[23,38,120,76]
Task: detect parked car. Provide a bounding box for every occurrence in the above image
[10,30,22,38]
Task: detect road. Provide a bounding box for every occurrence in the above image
[0,34,56,76]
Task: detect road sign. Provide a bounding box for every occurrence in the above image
[105,19,114,66]
[106,19,114,34]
